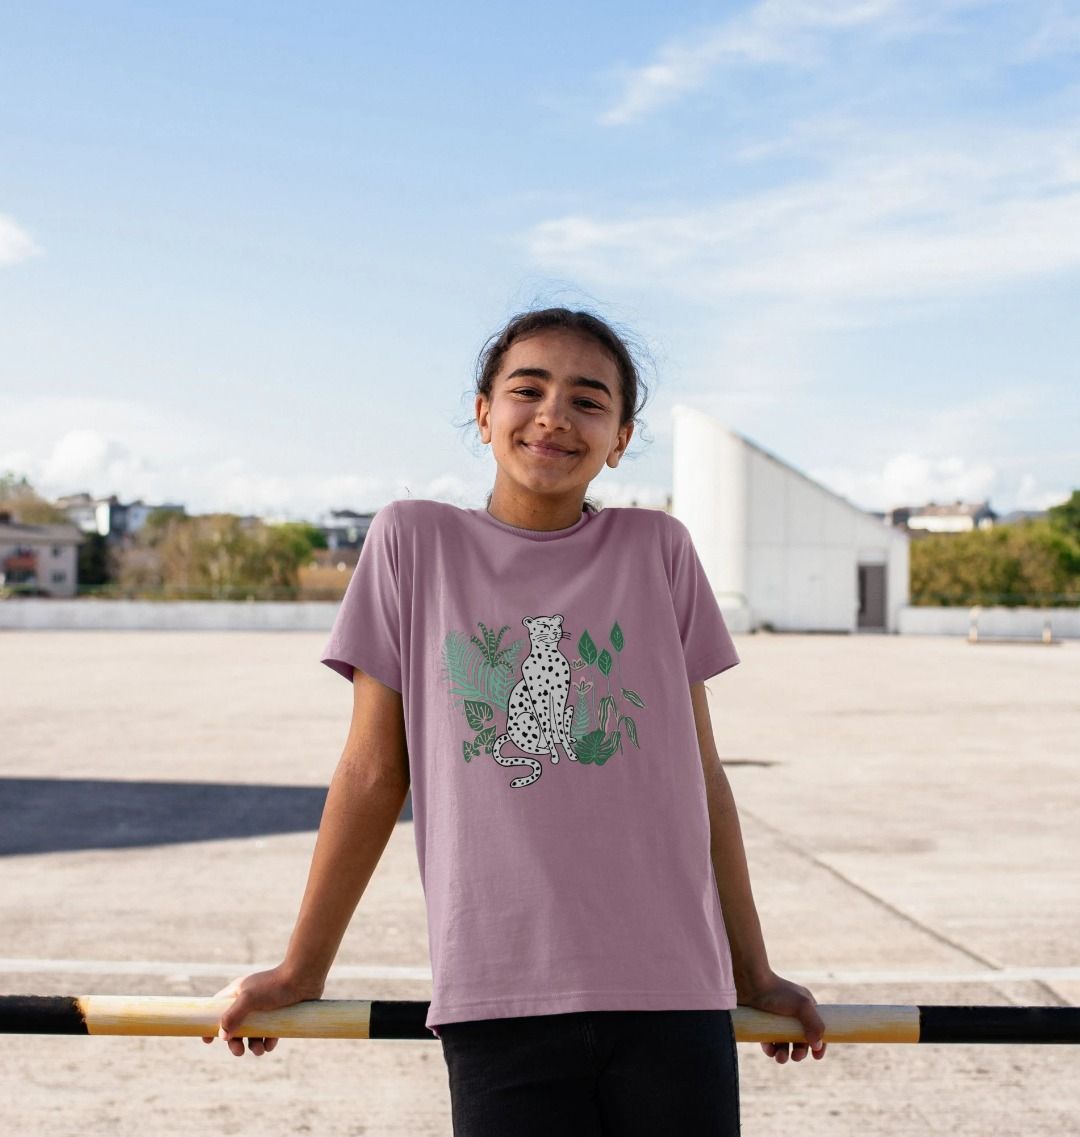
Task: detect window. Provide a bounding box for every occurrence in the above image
[52,571,67,584]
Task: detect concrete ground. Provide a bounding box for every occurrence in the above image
[0,629,1077,1136]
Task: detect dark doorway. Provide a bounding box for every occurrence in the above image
[857,563,886,630]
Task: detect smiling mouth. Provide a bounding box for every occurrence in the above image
[523,442,576,457]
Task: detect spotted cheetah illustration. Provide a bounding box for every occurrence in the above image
[492,614,578,788]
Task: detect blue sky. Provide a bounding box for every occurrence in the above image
[2,0,1078,520]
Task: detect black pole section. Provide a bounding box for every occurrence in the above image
[0,997,88,1035]
[369,1000,430,1039]
[919,1006,1080,1044]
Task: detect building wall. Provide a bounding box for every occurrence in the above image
[672,405,909,633]
[0,533,80,598]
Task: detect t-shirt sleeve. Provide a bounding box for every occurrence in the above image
[320,501,403,692]
[665,514,740,685]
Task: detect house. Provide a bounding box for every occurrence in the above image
[0,512,84,598]
[319,509,375,551]
[671,406,910,633]
[54,493,186,543]
[907,501,997,533]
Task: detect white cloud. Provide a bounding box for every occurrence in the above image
[1022,2,1080,58]
[0,396,411,520]
[1014,472,1073,512]
[600,0,985,124]
[811,451,998,510]
[0,214,41,266]
[528,123,1080,313]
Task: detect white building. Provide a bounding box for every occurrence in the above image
[0,514,83,598]
[671,406,909,634]
[907,501,997,533]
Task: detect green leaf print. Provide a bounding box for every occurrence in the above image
[572,695,590,741]
[444,629,520,710]
[619,715,640,748]
[620,687,645,708]
[598,730,621,762]
[462,740,479,763]
[464,699,493,732]
[597,649,612,677]
[469,622,518,669]
[578,629,598,665]
[576,728,604,764]
[475,725,497,754]
[598,694,617,732]
[609,621,624,652]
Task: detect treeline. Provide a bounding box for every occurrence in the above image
[1,474,327,600]
[910,491,1080,607]
[110,510,327,600]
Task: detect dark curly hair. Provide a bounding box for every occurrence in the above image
[474,307,648,427]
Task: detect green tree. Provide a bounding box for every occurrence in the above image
[910,511,1080,607]
[0,471,67,524]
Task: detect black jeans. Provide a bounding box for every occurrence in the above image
[439,1008,740,1137]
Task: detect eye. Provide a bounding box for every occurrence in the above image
[510,388,604,411]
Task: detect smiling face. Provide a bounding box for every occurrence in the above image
[475,328,634,521]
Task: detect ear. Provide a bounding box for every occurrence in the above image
[476,393,491,444]
[607,420,634,468]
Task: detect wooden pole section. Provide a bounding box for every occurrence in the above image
[1,997,1079,1043]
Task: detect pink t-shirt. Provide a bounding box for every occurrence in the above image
[320,499,741,1038]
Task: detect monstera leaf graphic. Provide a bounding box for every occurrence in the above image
[575,728,605,764]
[464,699,493,732]
[578,630,598,665]
[596,731,621,764]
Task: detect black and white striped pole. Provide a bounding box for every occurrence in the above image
[2,997,1079,1044]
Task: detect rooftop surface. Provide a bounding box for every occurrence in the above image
[1,630,1077,1135]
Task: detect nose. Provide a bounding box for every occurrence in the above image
[533,392,573,430]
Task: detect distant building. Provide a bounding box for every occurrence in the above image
[0,512,83,598]
[55,493,185,542]
[319,509,375,551]
[907,501,997,533]
[671,406,910,634]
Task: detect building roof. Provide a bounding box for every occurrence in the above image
[911,501,995,519]
[688,413,900,531]
[0,519,84,544]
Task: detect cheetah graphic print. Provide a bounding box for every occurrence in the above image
[442,613,648,789]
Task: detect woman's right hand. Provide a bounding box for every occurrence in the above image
[200,965,325,1057]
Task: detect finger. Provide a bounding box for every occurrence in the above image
[800,1001,827,1054]
[264,1037,280,1052]
[773,1042,789,1064]
[760,1042,777,1057]
[791,1042,810,1062]
[248,1038,266,1057]
[227,1036,246,1058]
[813,1041,828,1060]
[219,997,252,1037]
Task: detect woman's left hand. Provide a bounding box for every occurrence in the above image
[738,969,828,1064]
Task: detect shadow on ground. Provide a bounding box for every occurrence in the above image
[0,777,413,856]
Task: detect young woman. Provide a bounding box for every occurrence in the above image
[204,307,827,1135]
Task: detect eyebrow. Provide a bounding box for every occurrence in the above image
[503,367,614,400]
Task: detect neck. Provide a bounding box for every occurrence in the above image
[486,487,587,532]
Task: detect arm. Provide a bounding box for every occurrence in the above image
[206,668,410,1057]
[690,681,828,1063]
